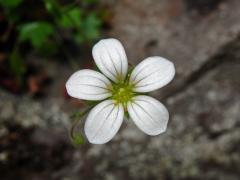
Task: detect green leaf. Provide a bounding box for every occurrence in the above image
[71,133,84,146]
[9,50,25,82]
[58,8,82,28]
[0,0,22,8]
[80,13,101,41]
[44,0,61,16]
[19,22,54,49]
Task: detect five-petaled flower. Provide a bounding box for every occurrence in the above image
[66,38,175,144]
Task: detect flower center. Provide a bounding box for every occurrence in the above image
[111,81,134,107]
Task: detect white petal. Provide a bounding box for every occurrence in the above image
[130,56,175,92]
[66,69,112,101]
[92,38,128,82]
[84,100,124,144]
[127,95,169,135]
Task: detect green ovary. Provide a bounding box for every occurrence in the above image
[110,82,134,107]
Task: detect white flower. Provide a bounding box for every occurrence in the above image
[66,38,175,144]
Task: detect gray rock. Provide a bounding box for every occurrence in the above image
[108,0,240,97]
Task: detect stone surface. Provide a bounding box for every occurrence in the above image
[1,0,240,179]
[109,0,240,97]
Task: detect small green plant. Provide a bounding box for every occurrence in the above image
[0,0,103,83]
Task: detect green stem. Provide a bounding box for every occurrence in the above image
[69,106,93,141]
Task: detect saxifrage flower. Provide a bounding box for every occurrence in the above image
[66,38,175,144]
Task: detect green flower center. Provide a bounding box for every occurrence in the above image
[111,81,134,107]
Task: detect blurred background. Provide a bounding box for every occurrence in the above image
[0,0,240,179]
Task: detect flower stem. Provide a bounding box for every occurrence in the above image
[69,106,93,145]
